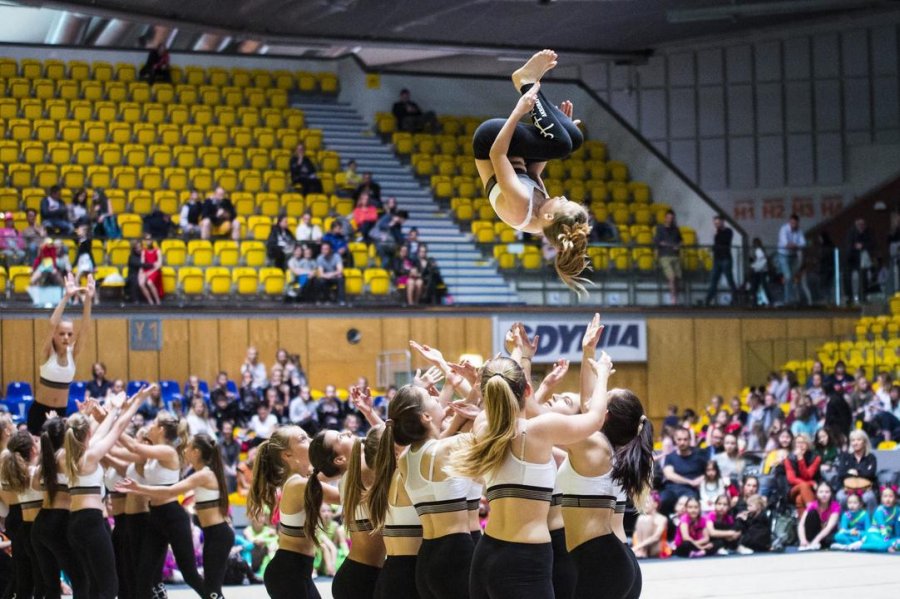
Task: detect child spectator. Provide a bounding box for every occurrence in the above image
[247,404,278,443]
[673,497,713,557]
[632,493,669,559]
[731,475,759,516]
[798,483,841,551]
[699,460,728,514]
[735,495,770,553]
[706,495,743,555]
[860,486,900,552]
[242,517,279,576]
[315,503,348,577]
[831,493,871,550]
[341,159,363,191]
[351,192,378,242]
[667,495,688,542]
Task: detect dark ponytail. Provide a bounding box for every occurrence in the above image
[40,417,66,503]
[192,433,230,517]
[603,388,654,510]
[304,431,342,544]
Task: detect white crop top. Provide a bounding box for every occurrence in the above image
[339,474,374,533]
[126,462,144,484]
[70,465,104,495]
[384,477,422,538]
[404,439,471,516]
[278,474,306,537]
[484,422,556,503]
[39,346,76,388]
[104,468,124,496]
[556,457,616,509]
[144,459,180,486]
[19,468,44,507]
[467,480,484,511]
[487,172,547,232]
[194,469,221,509]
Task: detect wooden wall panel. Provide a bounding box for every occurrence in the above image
[465,317,494,362]
[74,320,99,381]
[31,320,44,388]
[305,318,382,389]
[159,319,189,383]
[693,319,742,407]
[96,319,128,383]
[408,317,439,369]
[277,318,309,373]
[788,318,831,339]
[437,319,467,364]
[218,320,249,377]
[380,317,411,354]
[248,319,280,373]
[188,320,220,382]
[2,320,35,389]
[128,343,159,384]
[740,318,787,341]
[647,319,695,419]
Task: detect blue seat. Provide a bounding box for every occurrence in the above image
[159,380,182,404]
[126,380,149,396]
[5,382,34,422]
[67,381,87,415]
[198,380,210,399]
[226,380,238,395]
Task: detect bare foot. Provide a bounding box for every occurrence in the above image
[512,49,558,91]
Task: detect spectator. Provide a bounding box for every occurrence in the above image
[729,396,747,427]
[295,211,323,245]
[352,193,378,242]
[730,476,759,516]
[85,362,111,402]
[21,209,45,263]
[238,371,261,421]
[705,214,736,306]
[353,173,382,205]
[748,237,771,306]
[762,429,793,475]
[139,43,171,84]
[219,421,240,493]
[30,238,62,286]
[186,397,216,437]
[844,217,876,304]
[713,433,746,482]
[266,214,296,270]
[660,428,706,514]
[654,209,682,305]
[316,385,345,431]
[0,212,25,265]
[74,224,95,284]
[849,376,874,417]
[406,227,421,256]
[815,427,839,473]
[289,387,317,433]
[776,213,806,306]
[125,240,144,302]
[806,373,827,409]
[242,517,279,575]
[341,159,363,191]
[137,385,164,421]
[699,427,725,460]
[315,241,346,305]
[672,497,713,557]
[54,239,71,279]
[68,188,90,227]
[286,245,318,302]
[91,189,120,240]
[372,209,408,264]
[179,190,204,238]
[806,361,825,388]
[830,493,871,550]
[663,405,680,429]
[391,245,420,306]
[798,483,840,550]
[835,430,878,513]
[138,234,163,305]
[789,395,818,438]
[210,387,239,431]
[785,433,821,513]
[699,461,729,514]
[40,185,73,235]
[289,143,323,193]
[321,222,349,264]
[734,494,770,553]
[240,346,268,391]
[392,89,439,133]
[416,244,445,305]
[248,404,278,442]
[826,360,855,396]
[705,495,742,554]
[859,487,900,552]
[286,353,308,389]
[342,413,363,437]
[631,493,669,559]
[200,186,241,241]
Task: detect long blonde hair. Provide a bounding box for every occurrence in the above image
[0,431,34,493]
[247,426,301,522]
[64,413,92,482]
[543,201,591,296]
[449,357,526,479]
[156,411,190,464]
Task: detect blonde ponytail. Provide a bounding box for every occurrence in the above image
[543,203,591,297]
[247,426,301,522]
[0,432,34,493]
[64,413,90,482]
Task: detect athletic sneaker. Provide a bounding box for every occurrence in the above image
[716,548,730,556]
[736,545,754,555]
[689,550,706,558]
[830,543,847,551]
[847,541,863,551]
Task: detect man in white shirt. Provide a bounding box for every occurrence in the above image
[776,214,806,305]
[248,404,279,441]
[240,346,268,390]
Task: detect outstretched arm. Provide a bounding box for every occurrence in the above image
[84,385,153,468]
[117,469,211,503]
[73,275,95,359]
[43,274,78,360]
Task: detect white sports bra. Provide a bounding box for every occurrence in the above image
[19,468,44,508]
[126,462,144,484]
[70,465,104,495]
[487,172,547,232]
[384,476,422,538]
[144,459,180,486]
[194,469,221,510]
[467,480,484,511]
[404,439,470,516]
[39,346,76,389]
[339,474,374,533]
[104,468,124,497]
[484,422,556,503]
[278,474,306,537]
[556,457,616,509]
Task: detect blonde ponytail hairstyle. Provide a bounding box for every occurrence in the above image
[542,202,591,297]
[247,426,301,523]
[448,357,526,480]
[156,411,190,464]
[342,426,383,534]
[0,431,35,493]
[64,413,91,482]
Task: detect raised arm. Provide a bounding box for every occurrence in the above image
[118,432,178,462]
[73,275,95,359]
[349,386,383,428]
[580,313,603,411]
[410,340,472,398]
[117,469,212,503]
[529,359,569,417]
[84,385,153,467]
[43,274,78,360]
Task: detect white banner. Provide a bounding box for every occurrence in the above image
[492,316,647,364]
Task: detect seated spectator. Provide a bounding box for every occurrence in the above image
[125,240,144,302]
[85,362,111,401]
[179,190,204,238]
[826,360,855,395]
[289,387,318,433]
[392,88,439,133]
[806,373,827,409]
[21,209,45,263]
[316,385,345,431]
[342,413,363,437]
[0,212,25,265]
[729,396,747,428]
[219,421,240,493]
[186,397,216,437]
[798,483,840,550]
[785,433,820,513]
[835,430,878,513]
[730,475,759,517]
[860,486,900,552]
[416,244,445,305]
[54,239,71,279]
[286,245,318,302]
[789,395,818,438]
[341,159,363,191]
[248,404,278,443]
[383,197,400,218]
[184,375,205,402]
[137,385,165,421]
[352,193,378,242]
[74,224,95,284]
[760,428,792,502]
[713,433,746,483]
[815,427,839,474]
[242,517,279,576]
[405,227,421,255]
[660,428,706,514]
[138,234,163,305]
[295,211,323,246]
[699,461,728,514]
[68,189,90,227]
[285,353,308,389]
[238,371,261,422]
[266,214,296,270]
[316,504,348,576]
[391,245,421,306]
[139,43,172,84]
[321,221,349,264]
[372,209,408,264]
[698,426,725,460]
[831,493,871,550]
[866,383,900,443]
[40,185,73,235]
[315,242,346,305]
[672,497,713,557]
[30,238,63,286]
[241,346,268,391]
[200,186,241,241]
[632,493,669,559]
[289,143,323,193]
[353,173,382,205]
[735,494,770,553]
[210,387,239,430]
[706,495,742,554]
[91,189,121,239]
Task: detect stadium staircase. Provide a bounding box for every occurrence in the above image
[295,99,521,305]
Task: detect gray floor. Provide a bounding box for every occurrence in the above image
[169,550,899,598]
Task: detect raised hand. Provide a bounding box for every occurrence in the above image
[115,478,139,493]
[448,401,482,420]
[349,385,375,417]
[582,313,604,356]
[587,351,615,379]
[409,341,445,367]
[514,323,539,360]
[543,359,569,388]
[84,274,96,299]
[64,273,79,298]
[448,361,479,386]
[514,81,541,118]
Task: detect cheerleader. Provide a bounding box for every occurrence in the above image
[64,387,148,599]
[102,453,133,599]
[450,314,613,599]
[0,414,17,598]
[32,416,88,599]
[0,431,44,599]
[29,274,94,434]
[247,425,331,599]
[306,427,385,599]
[119,433,234,598]
[118,410,205,599]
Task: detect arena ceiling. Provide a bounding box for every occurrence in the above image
[4,0,896,72]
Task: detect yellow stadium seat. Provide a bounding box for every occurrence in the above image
[117,214,142,238]
[364,268,390,296]
[120,144,148,167]
[139,166,162,189]
[296,72,316,93]
[237,107,259,128]
[230,192,254,217]
[0,141,18,164]
[155,190,179,215]
[119,102,141,123]
[277,193,303,218]
[152,83,175,104]
[258,267,284,295]
[178,266,204,296]
[213,169,238,192]
[215,240,240,266]
[180,125,204,147]
[167,104,189,126]
[56,79,78,100]
[190,168,213,191]
[230,69,251,88]
[85,166,109,189]
[0,188,17,213]
[18,98,42,120]
[220,86,240,107]
[21,141,45,165]
[61,165,84,189]
[0,58,16,79]
[7,118,29,141]
[113,166,137,190]
[204,267,231,296]
[199,86,220,107]
[55,119,80,143]
[112,63,135,82]
[32,79,54,100]
[187,240,213,266]
[206,126,229,148]
[248,216,272,241]
[240,241,266,267]
[190,105,213,126]
[7,79,31,100]
[160,239,186,267]
[9,164,32,188]
[128,82,151,103]
[252,192,276,217]
[232,267,258,295]
[127,190,152,214]
[46,99,70,121]
[164,167,188,191]
[175,84,198,105]
[198,147,221,169]
[244,148,268,171]
[89,62,112,81]
[106,239,131,266]
[265,171,287,193]
[9,266,32,294]
[32,120,55,142]
[173,146,196,169]
[35,165,58,189]
[0,98,17,120]
[317,72,339,95]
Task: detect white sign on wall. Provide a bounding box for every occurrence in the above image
[492,316,648,364]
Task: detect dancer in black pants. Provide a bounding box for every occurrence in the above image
[472,50,590,293]
[248,425,333,599]
[64,387,148,599]
[1,431,45,599]
[119,433,234,599]
[0,414,21,599]
[118,411,204,599]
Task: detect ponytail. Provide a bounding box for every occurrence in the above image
[40,417,66,502]
[0,431,34,493]
[305,431,343,545]
[542,204,591,297]
[156,411,190,464]
[248,440,283,522]
[64,413,90,483]
[603,388,654,511]
[193,433,230,516]
[449,357,525,479]
[366,421,397,532]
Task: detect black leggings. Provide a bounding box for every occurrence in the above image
[332,558,381,599]
[201,522,235,599]
[802,508,835,549]
[33,508,89,599]
[550,528,576,599]
[67,509,116,599]
[417,533,473,599]
[112,514,133,599]
[16,520,44,599]
[623,539,641,599]
[470,534,553,599]
[137,502,205,599]
[125,513,161,599]
[472,84,583,161]
[263,550,320,599]
[374,556,419,599]
[470,529,482,546]
[570,534,635,599]
[3,504,21,599]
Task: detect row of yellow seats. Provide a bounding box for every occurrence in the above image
[1,78,289,109]
[591,203,669,229]
[375,113,484,137]
[0,140,328,176]
[436,175,648,205]
[411,151,628,184]
[891,292,900,316]
[854,315,900,339]
[0,99,303,128]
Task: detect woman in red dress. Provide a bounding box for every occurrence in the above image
[139,234,163,305]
